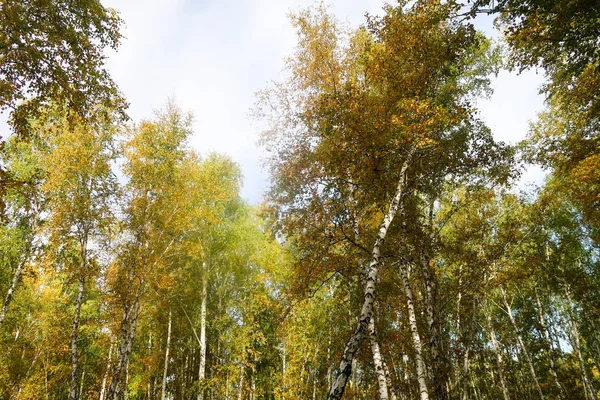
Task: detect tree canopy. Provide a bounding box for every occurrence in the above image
[0,0,598,399]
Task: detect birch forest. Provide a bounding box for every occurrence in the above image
[0,0,599,399]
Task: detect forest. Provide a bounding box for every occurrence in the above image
[0,0,598,399]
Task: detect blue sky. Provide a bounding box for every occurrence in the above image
[103,0,546,204]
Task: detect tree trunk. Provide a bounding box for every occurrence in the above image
[535,290,565,399]
[69,274,86,400]
[400,263,429,400]
[327,151,412,400]
[198,267,208,400]
[100,341,113,400]
[369,315,389,400]
[419,245,447,400]
[566,291,598,400]
[383,356,398,400]
[107,296,142,400]
[0,252,29,326]
[237,364,244,400]
[486,311,510,400]
[461,292,481,400]
[79,369,85,399]
[500,288,544,400]
[161,310,172,400]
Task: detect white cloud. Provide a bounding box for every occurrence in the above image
[102,0,547,203]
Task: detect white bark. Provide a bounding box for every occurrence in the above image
[161,310,173,400]
[107,296,141,400]
[382,355,398,400]
[566,291,597,400]
[419,247,446,400]
[69,274,86,400]
[486,311,510,400]
[100,341,113,400]
[369,316,389,400]
[0,223,34,327]
[237,364,244,400]
[0,256,27,326]
[198,264,208,400]
[327,151,413,400]
[400,263,429,400]
[500,288,544,400]
[535,290,565,399]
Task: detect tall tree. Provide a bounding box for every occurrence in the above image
[0,0,126,136]
[106,103,191,400]
[257,1,511,398]
[38,106,117,400]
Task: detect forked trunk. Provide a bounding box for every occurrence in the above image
[106,297,141,400]
[327,151,413,400]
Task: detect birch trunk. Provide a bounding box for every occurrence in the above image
[100,342,113,400]
[327,152,412,400]
[107,296,141,400]
[237,364,244,400]
[535,290,565,399]
[0,255,28,326]
[461,292,481,400]
[161,310,172,400]
[500,288,544,400]
[69,265,86,400]
[400,263,429,400]
[419,247,447,400]
[383,355,398,400]
[0,222,34,327]
[198,266,208,400]
[369,316,389,400]
[486,311,510,400]
[566,291,598,400]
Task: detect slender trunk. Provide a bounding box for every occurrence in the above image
[400,263,429,400]
[312,368,317,400]
[107,296,142,400]
[237,364,244,400]
[161,310,172,400]
[148,333,153,398]
[461,293,481,400]
[500,288,544,400]
[535,290,565,399]
[419,246,447,400]
[327,151,412,400]
[100,342,114,400]
[79,369,85,399]
[455,266,462,395]
[566,291,598,400]
[486,311,510,400]
[0,254,27,326]
[70,273,86,400]
[198,268,207,400]
[369,316,389,400]
[0,224,34,327]
[382,352,398,400]
[250,366,256,400]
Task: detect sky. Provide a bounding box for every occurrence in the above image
[102,0,547,204]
